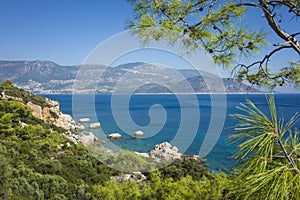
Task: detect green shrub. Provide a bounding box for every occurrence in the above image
[0,80,50,108]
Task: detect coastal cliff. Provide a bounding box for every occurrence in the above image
[0,80,76,132]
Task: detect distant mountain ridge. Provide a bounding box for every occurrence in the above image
[0,60,261,94]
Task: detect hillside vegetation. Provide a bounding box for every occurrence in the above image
[0,80,230,199]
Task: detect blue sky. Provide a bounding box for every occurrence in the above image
[0,0,299,72]
[0,0,133,65]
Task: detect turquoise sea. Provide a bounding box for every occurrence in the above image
[42,94,300,172]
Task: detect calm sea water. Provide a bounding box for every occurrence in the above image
[42,94,300,172]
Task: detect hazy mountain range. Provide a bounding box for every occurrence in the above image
[0,60,260,94]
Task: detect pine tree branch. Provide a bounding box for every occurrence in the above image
[236,1,300,54]
[233,46,292,86]
[277,136,300,175]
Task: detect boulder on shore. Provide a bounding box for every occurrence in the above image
[132,130,144,138]
[78,132,106,146]
[89,122,101,129]
[75,123,85,131]
[54,113,76,132]
[107,133,122,140]
[79,118,90,123]
[79,132,95,145]
[149,142,182,162]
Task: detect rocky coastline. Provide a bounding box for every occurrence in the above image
[2,87,207,170]
[32,98,206,165]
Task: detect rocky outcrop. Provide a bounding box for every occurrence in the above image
[135,142,207,164]
[149,142,182,162]
[134,142,182,161]
[132,130,144,138]
[78,132,96,145]
[54,112,76,132]
[182,154,207,164]
[108,133,122,140]
[1,91,23,102]
[112,171,147,183]
[75,123,85,131]
[35,99,76,132]
[1,91,77,133]
[0,85,107,147]
[64,134,79,145]
[78,132,106,146]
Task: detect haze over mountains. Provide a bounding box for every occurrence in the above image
[0,60,260,94]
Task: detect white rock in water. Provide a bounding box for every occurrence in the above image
[132,130,144,138]
[89,122,101,129]
[79,118,90,123]
[107,133,122,140]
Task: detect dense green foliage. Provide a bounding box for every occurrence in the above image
[92,171,230,200]
[0,99,120,199]
[0,80,50,108]
[158,159,213,181]
[128,0,300,88]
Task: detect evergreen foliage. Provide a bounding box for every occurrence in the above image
[230,95,300,199]
[0,80,50,108]
[128,0,300,88]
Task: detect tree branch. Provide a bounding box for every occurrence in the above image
[269,0,300,16]
[236,1,300,54]
[259,0,300,55]
[232,46,294,86]
[235,2,267,11]
[291,32,300,37]
[237,46,291,71]
[277,136,300,175]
